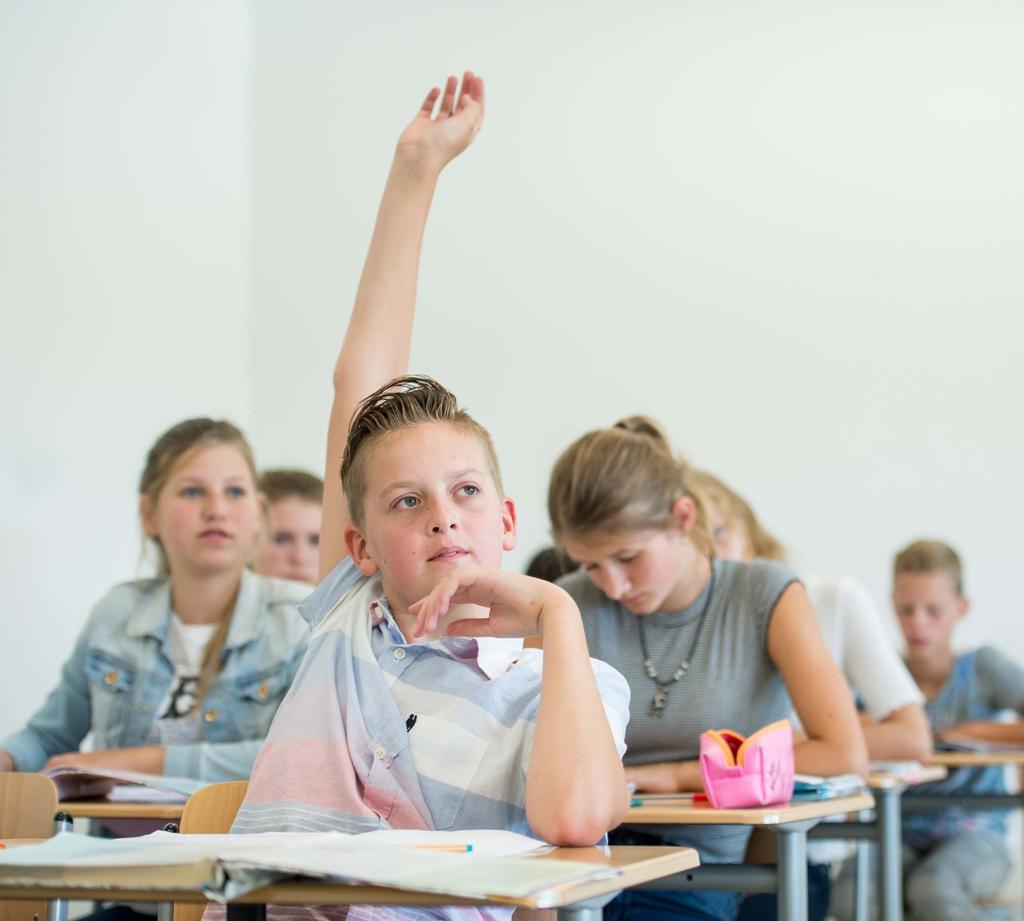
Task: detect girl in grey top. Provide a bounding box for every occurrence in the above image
[548,416,867,921]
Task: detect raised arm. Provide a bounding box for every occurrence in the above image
[768,583,869,778]
[320,73,485,580]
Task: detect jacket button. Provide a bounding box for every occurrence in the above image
[104,671,118,686]
[203,709,218,723]
[257,683,270,698]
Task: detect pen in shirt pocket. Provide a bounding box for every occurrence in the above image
[406,713,418,732]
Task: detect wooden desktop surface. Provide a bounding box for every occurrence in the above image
[930,750,1024,768]
[627,792,874,825]
[867,766,947,789]
[0,841,699,910]
[57,799,186,821]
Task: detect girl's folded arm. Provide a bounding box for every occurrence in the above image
[768,583,869,778]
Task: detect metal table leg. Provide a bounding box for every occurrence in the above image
[874,787,904,921]
[773,818,817,921]
[45,812,73,921]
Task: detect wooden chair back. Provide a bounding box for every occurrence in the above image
[173,782,248,921]
[0,773,59,921]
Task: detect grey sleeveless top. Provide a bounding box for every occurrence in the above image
[559,557,797,863]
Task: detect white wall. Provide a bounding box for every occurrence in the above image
[0,1,251,737]
[248,0,1024,658]
[2,0,1022,740]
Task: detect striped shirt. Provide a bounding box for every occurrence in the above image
[228,557,630,921]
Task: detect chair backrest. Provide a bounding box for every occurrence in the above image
[0,773,59,921]
[174,782,248,921]
[0,773,58,839]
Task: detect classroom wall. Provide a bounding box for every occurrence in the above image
[0,2,251,736]
[247,0,1024,656]
[2,0,1023,741]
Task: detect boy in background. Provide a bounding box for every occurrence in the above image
[254,469,323,585]
[839,539,1023,920]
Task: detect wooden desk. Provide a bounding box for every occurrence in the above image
[626,793,873,921]
[0,843,699,921]
[56,800,185,822]
[930,749,1024,768]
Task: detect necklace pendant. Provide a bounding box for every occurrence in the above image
[649,688,669,716]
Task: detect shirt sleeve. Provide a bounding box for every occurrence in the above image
[834,577,925,721]
[974,645,1024,713]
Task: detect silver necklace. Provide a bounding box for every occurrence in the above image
[636,566,715,717]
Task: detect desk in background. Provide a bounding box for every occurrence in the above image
[627,792,874,921]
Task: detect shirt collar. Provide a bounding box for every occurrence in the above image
[368,594,524,680]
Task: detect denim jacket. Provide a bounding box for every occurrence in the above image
[1,569,309,780]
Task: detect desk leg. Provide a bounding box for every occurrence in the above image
[555,908,603,920]
[774,820,815,921]
[875,787,903,921]
[853,830,871,921]
[46,812,73,921]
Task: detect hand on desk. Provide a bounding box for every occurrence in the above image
[44,746,165,774]
[626,760,704,793]
[0,749,14,772]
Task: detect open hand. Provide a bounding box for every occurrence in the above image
[396,71,485,172]
[409,568,558,639]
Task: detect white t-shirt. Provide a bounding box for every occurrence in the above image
[804,575,924,721]
[152,615,218,745]
[802,575,924,866]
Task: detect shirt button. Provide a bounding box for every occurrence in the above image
[203,709,218,723]
[393,648,407,661]
[374,745,387,761]
[257,682,271,698]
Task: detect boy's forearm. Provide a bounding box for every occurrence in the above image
[526,592,627,844]
[335,152,441,389]
[945,720,1024,745]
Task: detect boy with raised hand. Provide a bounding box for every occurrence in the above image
[227,73,630,920]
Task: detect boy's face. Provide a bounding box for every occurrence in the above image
[254,496,321,585]
[345,421,516,613]
[892,571,969,661]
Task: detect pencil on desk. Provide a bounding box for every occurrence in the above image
[411,843,473,852]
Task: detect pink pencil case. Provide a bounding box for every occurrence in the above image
[699,719,795,809]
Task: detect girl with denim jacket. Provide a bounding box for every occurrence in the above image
[0,418,309,781]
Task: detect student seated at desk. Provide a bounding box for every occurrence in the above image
[547,426,867,921]
[688,470,931,921]
[223,73,630,921]
[253,468,323,586]
[0,419,309,783]
[834,539,1024,921]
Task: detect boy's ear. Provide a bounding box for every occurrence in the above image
[139,495,158,537]
[345,524,379,577]
[670,495,697,534]
[501,497,518,552]
[957,594,971,620]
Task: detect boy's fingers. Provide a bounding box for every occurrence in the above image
[446,617,494,638]
[440,75,457,118]
[419,87,440,117]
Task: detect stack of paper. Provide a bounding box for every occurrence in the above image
[0,830,620,907]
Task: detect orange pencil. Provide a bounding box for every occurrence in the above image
[411,843,473,852]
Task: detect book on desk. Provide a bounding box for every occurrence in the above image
[43,767,207,803]
[0,830,622,906]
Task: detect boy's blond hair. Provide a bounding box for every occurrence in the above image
[259,469,324,505]
[341,375,503,528]
[893,539,964,594]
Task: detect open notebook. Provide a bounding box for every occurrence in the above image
[42,768,207,802]
[0,830,621,907]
